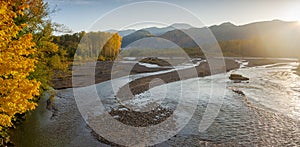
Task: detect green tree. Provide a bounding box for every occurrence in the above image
[52,31,85,60]
[16,0,68,90]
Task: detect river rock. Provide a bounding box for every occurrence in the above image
[229,74,249,81]
[140,57,171,66]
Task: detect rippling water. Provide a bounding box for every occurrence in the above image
[231,62,300,119]
[129,62,300,119]
[128,61,300,146]
[10,60,300,146]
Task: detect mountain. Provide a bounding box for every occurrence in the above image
[143,27,174,36]
[118,29,136,37]
[124,37,179,49]
[120,20,300,57]
[169,23,194,30]
[208,20,299,41]
[121,23,194,47]
[209,22,244,40]
[105,29,118,33]
[143,23,194,35]
[121,30,154,48]
[104,29,136,37]
[160,29,198,48]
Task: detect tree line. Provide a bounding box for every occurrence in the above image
[53,31,122,61]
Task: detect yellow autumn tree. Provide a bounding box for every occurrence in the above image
[0,0,40,130]
[99,33,122,61]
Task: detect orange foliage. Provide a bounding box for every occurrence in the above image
[0,0,40,130]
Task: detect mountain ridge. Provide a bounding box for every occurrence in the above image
[119,20,300,57]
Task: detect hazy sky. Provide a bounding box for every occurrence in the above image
[45,0,300,33]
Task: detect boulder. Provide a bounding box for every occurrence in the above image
[229,74,249,81]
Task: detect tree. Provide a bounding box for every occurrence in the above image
[99,33,122,61]
[72,32,122,61]
[0,0,40,132]
[52,31,85,60]
[16,0,68,90]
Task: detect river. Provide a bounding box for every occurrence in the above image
[10,59,300,146]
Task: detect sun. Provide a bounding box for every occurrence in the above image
[284,5,300,25]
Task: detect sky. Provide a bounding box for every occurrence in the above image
[45,0,300,33]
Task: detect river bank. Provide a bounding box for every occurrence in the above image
[51,61,172,89]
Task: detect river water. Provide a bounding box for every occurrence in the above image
[159,61,300,146]
[10,59,300,146]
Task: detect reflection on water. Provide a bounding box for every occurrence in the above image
[9,89,107,147]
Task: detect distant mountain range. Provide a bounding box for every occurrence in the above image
[106,20,300,57]
[106,23,194,37]
[106,29,136,37]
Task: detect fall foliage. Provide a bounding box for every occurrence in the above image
[0,0,40,131]
[0,1,69,144]
[100,33,122,61]
[74,32,122,61]
[0,0,122,134]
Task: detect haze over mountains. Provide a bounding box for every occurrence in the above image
[111,20,300,58]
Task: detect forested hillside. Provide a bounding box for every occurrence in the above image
[121,20,300,58]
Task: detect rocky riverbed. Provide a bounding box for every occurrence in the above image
[10,57,300,146]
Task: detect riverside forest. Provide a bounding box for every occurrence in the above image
[0,0,300,146]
